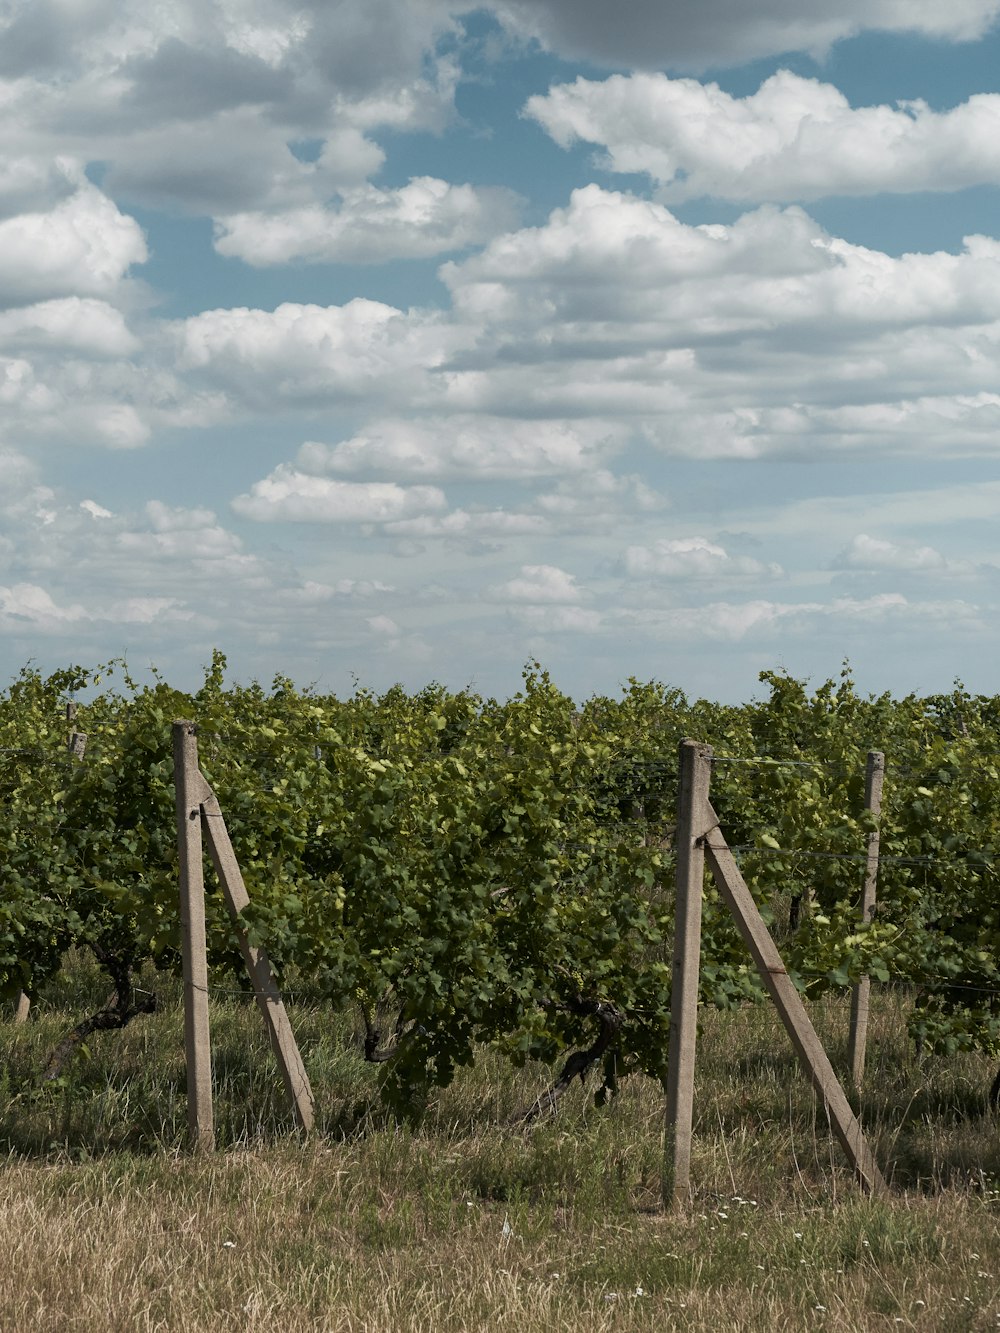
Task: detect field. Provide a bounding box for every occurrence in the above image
[7,663,1000,1328]
[4,957,1000,1332]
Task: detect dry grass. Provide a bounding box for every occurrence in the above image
[4,967,1000,1331]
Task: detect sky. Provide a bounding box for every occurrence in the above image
[3,0,1000,705]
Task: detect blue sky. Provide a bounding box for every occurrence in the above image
[3,0,1000,703]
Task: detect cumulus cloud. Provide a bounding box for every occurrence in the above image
[0,172,147,306]
[0,0,462,221]
[834,534,949,572]
[638,395,1000,461]
[383,508,547,539]
[437,187,1000,455]
[0,299,139,357]
[526,71,1000,204]
[444,186,1000,332]
[0,579,193,632]
[214,178,522,265]
[533,470,665,527]
[494,0,1000,70]
[232,468,447,523]
[298,416,625,480]
[624,537,782,579]
[177,299,454,409]
[117,501,251,564]
[0,474,402,659]
[494,564,582,602]
[0,346,225,460]
[0,582,88,628]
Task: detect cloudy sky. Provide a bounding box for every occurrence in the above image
[3,0,1000,703]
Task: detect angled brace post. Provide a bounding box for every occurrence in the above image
[200,782,315,1133]
[703,803,885,1195]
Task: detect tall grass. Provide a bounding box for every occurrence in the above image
[4,962,1000,1330]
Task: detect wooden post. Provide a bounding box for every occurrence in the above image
[67,701,87,760]
[663,739,714,1208]
[14,992,30,1024]
[200,785,315,1132]
[848,751,885,1088]
[703,807,885,1195]
[173,720,214,1152]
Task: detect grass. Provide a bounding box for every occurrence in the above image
[4,959,1000,1330]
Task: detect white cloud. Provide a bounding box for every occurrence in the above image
[0,299,139,357]
[835,534,949,572]
[0,580,191,632]
[383,508,547,539]
[298,416,625,480]
[640,394,1000,460]
[0,173,147,306]
[443,186,1000,332]
[533,470,665,526]
[0,582,88,628]
[624,537,781,579]
[494,564,582,602]
[527,72,1000,204]
[438,187,1000,455]
[0,1,462,222]
[108,596,191,625]
[331,578,395,596]
[119,501,249,562]
[495,0,1000,70]
[232,468,447,523]
[214,178,522,265]
[177,299,454,409]
[368,614,400,635]
[0,476,400,654]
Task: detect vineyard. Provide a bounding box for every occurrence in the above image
[5,651,1000,1148]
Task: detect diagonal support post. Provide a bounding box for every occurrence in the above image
[173,720,315,1146]
[703,803,885,1195]
[199,783,315,1133]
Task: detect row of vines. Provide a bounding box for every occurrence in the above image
[3,653,1000,1111]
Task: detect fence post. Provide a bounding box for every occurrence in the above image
[663,739,713,1208]
[173,719,214,1152]
[67,700,87,759]
[848,751,885,1088]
